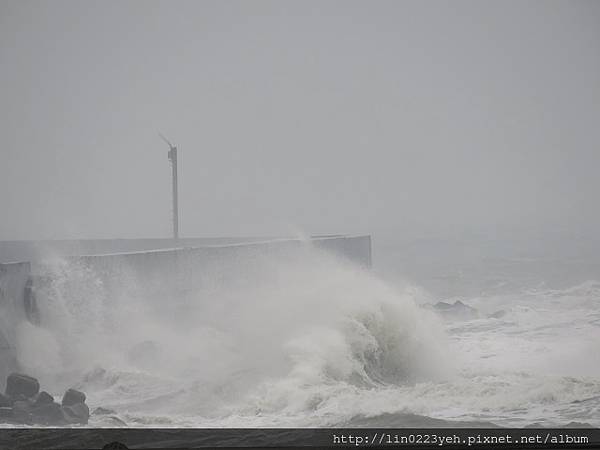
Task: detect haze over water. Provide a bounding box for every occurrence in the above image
[1,0,599,429]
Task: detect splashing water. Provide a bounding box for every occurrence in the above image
[13,246,451,427]
[8,245,600,428]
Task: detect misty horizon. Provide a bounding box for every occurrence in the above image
[1,0,599,242]
[2,1,600,443]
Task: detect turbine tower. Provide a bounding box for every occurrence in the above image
[159,133,179,240]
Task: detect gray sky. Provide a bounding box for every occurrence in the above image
[1,0,599,240]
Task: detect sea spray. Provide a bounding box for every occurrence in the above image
[11,243,451,425]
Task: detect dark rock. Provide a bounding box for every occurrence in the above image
[93,406,116,415]
[31,402,67,426]
[12,400,33,424]
[432,300,479,320]
[62,388,86,406]
[5,373,40,399]
[432,301,453,310]
[0,393,12,407]
[62,402,90,424]
[488,309,506,319]
[563,421,594,428]
[33,391,54,407]
[11,393,34,403]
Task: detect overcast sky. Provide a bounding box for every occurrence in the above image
[1,0,599,240]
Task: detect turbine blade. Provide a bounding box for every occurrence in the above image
[158,132,174,149]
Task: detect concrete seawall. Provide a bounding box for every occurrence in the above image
[0,237,274,264]
[0,235,371,383]
[42,236,372,312]
[0,235,372,265]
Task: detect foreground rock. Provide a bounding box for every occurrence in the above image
[30,402,65,426]
[63,402,90,424]
[6,373,39,400]
[62,388,86,406]
[0,373,90,425]
[33,391,54,407]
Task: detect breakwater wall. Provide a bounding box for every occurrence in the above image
[0,237,273,264]
[0,235,371,385]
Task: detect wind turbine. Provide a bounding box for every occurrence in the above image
[159,133,179,240]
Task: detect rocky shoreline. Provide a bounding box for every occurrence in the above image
[0,373,89,426]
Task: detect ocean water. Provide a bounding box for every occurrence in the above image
[6,237,600,428]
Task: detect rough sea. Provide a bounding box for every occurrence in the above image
[5,234,600,429]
